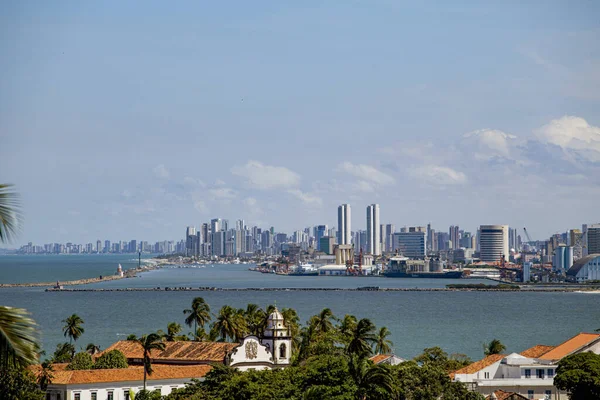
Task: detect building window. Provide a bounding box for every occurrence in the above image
[124,390,130,400]
[57,394,61,400]
[107,391,114,400]
[527,390,534,399]
[74,394,80,400]
[91,393,97,400]
[547,368,554,378]
[537,369,545,379]
[544,390,552,399]
[484,372,490,379]
[524,369,531,378]
[279,343,286,358]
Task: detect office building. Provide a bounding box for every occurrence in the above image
[391,228,426,257]
[587,224,600,255]
[316,225,328,250]
[479,225,509,262]
[449,225,460,250]
[366,204,381,256]
[337,204,351,245]
[319,236,335,255]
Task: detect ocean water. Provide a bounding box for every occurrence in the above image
[0,255,598,361]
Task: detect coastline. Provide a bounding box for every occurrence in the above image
[0,262,161,288]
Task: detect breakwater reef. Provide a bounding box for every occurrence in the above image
[44,285,599,293]
[0,264,158,288]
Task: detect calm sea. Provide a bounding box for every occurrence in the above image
[0,255,599,361]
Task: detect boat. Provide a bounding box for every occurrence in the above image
[384,257,463,279]
[287,263,318,276]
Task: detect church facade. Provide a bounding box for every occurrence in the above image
[228,308,292,371]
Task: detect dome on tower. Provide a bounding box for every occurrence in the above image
[266,307,285,331]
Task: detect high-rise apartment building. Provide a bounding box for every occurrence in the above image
[337,204,351,245]
[449,225,460,250]
[587,224,600,254]
[366,204,381,256]
[316,225,328,250]
[479,225,509,262]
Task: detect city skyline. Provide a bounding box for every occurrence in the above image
[2,2,600,244]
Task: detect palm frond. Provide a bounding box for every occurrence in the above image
[0,184,23,244]
[0,306,39,368]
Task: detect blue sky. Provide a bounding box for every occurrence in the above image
[1,0,599,244]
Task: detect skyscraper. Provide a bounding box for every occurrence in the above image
[587,224,600,254]
[337,204,351,245]
[210,219,221,234]
[366,204,381,255]
[479,225,509,262]
[316,225,328,251]
[449,225,460,250]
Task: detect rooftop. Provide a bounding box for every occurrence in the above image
[519,345,555,359]
[34,364,211,385]
[98,340,238,363]
[452,354,505,376]
[566,253,600,276]
[538,332,600,361]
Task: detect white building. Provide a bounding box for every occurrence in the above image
[566,254,600,282]
[453,332,600,400]
[366,204,381,256]
[338,204,351,245]
[391,229,426,257]
[229,308,292,370]
[479,225,509,262]
[552,245,573,273]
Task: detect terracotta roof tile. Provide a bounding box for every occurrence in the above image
[486,390,528,400]
[519,345,555,358]
[97,341,237,363]
[452,354,505,376]
[539,333,600,361]
[369,354,390,364]
[39,365,212,385]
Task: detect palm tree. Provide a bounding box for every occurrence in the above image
[37,360,54,390]
[309,308,335,334]
[338,314,358,344]
[85,343,101,356]
[183,297,211,340]
[135,333,166,391]
[212,305,246,341]
[349,355,395,400]
[162,322,185,341]
[281,308,301,351]
[483,339,506,356]
[347,318,377,358]
[0,184,22,243]
[62,314,85,344]
[374,327,393,355]
[244,304,266,336]
[0,306,39,368]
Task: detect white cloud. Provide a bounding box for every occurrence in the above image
[243,197,263,216]
[153,164,170,179]
[462,129,517,160]
[193,200,209,214]
[533,116,600,161]
[337,162,395,185]
[287,189,323,207]
[208,187,237,199]
[231,160,300,189]
[410,165,467,185]
[353,180,375,192]
[183,177,206,187]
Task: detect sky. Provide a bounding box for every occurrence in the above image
[1,0,600,245]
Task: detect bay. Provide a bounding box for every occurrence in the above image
[0,255,598,362]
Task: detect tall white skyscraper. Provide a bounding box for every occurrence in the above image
[479,225,509,262]
[337,204,351,245]
[366,204,381,255]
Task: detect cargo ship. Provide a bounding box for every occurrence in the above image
[384,257,463,279]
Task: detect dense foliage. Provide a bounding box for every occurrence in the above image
[555,352,600,400]
[93,349,129,369]
[67,351,94,370]
[0,367,45,400]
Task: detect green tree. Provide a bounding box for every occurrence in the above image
[212,305,247,341]
[135,333,166,391]
[309,308,336,335]
[37,360,54,391]
[374,327,393,355]
[554,352,600,400]
[483,339,506,356]
[338,315,358,344]
[67,352,94,370]
[52,342,75,363]
[349,355,395,400]
[244,304,266,336]
[85,343,101,355]
[62,314,85,344]
[0,306,39,368]
[413,346,471,373]
[0,184,22,243]
[281,307,301,352]
[134,389,163,400]
[93,349,128,369]
[127,334,137,340]
[183,297,211,340]
[346,319,377,358]
[161,322,187,342]
[0,367,45,400]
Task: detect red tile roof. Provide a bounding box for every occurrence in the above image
[369,354,391,364]
[486,390,528,400]
[35,365,212,385]
[519,345,555,358]
[97,340,237,363]
[451,354,505,376]
[538,333,600,361]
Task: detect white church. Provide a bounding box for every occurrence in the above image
[229,307,292,370]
